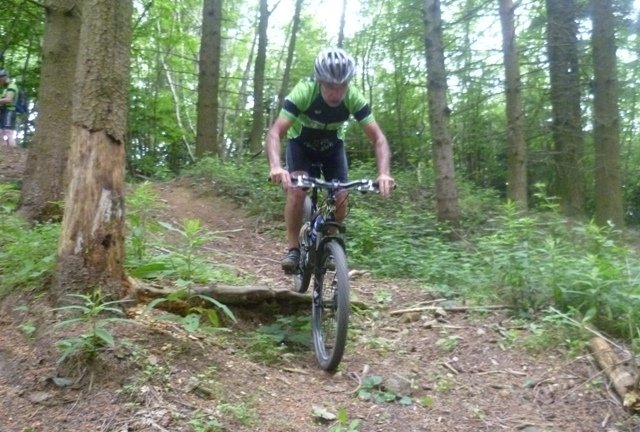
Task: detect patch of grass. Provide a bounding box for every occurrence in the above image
[217,400,258,427]
[18,319,36,338]
[355,375,412,405]
[187,410,223,432]
[0,210,59,297]
[241,315,310,364]
[52,291,132,363]
[433,374,454,393]
[144,288,237,332]
[126,181,165,262]
[522,308,592,357]
[328,407,361,432]
[127,217,244,286]
[435,334,461,352]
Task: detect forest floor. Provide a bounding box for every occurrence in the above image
[0,144,639,431]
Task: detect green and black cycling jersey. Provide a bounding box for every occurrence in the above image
[279,78,375,143]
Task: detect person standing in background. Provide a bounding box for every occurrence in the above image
[0,69,18,147]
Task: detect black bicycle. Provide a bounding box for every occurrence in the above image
[291,174,380,371]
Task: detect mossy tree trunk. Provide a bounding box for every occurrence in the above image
[19,0,81,223]
[592,0,623,228]
[248,0,268,154]
[195,0,223,158]
[423,0,460,226]
[546,0,585,218]
[53,0,133,303]
[499,0,528,209]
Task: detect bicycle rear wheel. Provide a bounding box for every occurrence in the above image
[294,196,314,293]
[312,239,349,371]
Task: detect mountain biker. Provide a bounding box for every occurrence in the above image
[266,47,394,273]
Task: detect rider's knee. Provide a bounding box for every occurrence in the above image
[288,187,306,201]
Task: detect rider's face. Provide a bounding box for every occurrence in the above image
[320,82,348,107]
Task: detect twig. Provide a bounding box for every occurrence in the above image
[441,362,459,374]
[390,304,509,316]
[475,369,527,377]
[281,367,310,375]
[148,420,171,432]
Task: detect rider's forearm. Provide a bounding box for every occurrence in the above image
[373,137,391,176]
[265,129,282,170]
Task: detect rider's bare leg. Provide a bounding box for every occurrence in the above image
[285,171,306,249]
[0,129,13,146]
[5,130,16,147]
[335,190,348,223]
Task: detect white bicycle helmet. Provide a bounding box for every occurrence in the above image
[314,48,356,84]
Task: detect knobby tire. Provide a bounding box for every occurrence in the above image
[312,239,349,371]
[294,196,314,293]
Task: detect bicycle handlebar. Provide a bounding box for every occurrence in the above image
[292,174,380,193]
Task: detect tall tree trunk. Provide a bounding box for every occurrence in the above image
[275,0,303,112]
[499,0,528,208]
[337,0,347,48]
[592,0,623,227]
[233,29,257,159]
[54,0,133,303]
[248,0,268,154]
[546,0,585,217]
[195,0,223,158]
[157,19,195,163]
[423,0,459,226]
[19,0,81,223]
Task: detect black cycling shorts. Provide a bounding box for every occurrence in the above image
[0,109,16,130]
[286,138,348,182]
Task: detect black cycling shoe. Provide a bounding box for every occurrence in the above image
[281,248,300,274]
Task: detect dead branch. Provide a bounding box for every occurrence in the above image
[589,336,640,411]
[389,304,509,316]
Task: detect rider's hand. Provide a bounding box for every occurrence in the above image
[376,173,395,197]
[269,167,291,190]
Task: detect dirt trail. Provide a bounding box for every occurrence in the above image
[0,174,636,431]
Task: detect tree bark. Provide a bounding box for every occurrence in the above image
[546,0,585,217]
[592,0,624,227]
[248,0,269,154]
[54,0,133,303]
[337,0,347,48]
[195,0,223,158]
[423,0,459,226]
[499,0,528,209]
[275,0,303,113]
[231,29,257,159]
[19,0,81,223]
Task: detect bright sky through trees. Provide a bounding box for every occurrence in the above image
[272,0,363,45]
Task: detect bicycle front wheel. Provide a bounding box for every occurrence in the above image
[312,239,349,371]
[294,196,314,293]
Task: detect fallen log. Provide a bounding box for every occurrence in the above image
[135,281,311,305]
[127,277,368,318]
[589,336,640,411]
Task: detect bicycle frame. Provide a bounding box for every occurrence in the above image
[296,175,378,263]
[307,182,346,252]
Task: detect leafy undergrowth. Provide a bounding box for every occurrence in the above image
[1,175,639,431]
